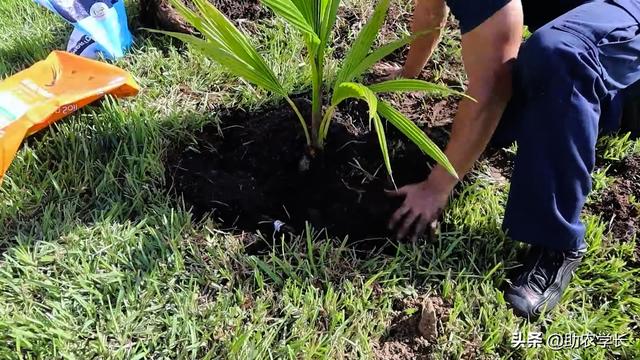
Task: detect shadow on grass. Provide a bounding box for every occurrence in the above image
[0,31,66,77]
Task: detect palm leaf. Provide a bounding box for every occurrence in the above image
[290,0,315,26]
[328,83,393,179]
[320,0,341,46]
[163,0,285,95]
[372,114,394,183]
[187,0,272,70]
[377,100,458,178]
[146,29,286,95]
[369,79,472,100]
[319,82,379,143]
[262,0,321,45]
[330,82,378,123]
[346,34,414,82]
[334,0,390,85]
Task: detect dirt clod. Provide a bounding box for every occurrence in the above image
[373,296,449,360]
[418,298,438,341]
[140,0,194,34]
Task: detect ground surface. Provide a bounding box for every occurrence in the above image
[0,0,639,359]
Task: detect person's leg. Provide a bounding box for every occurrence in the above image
[503,29,603,251]
[622,81,640,135]
[501,0,640,318]
[490,72,524,147]
[505,0,640,251]
[600,92,625,134]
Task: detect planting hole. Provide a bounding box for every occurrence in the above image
[165,100,452,245]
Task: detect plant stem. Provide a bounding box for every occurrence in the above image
[285,96,311,147]
[311,56,324,150]
[319,105,336,143]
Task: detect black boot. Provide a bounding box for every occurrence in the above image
[504,246,585,320]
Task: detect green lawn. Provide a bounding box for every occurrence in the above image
[0,0,638,359]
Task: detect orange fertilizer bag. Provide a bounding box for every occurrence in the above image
[0,51,139,182]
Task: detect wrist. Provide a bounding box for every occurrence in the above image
[425,165,460,194]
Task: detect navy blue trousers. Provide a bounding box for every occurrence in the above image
[495,0,640,250]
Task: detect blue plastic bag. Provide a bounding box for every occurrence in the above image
[34,0,133,59]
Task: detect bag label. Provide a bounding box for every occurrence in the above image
[0,92,29,129]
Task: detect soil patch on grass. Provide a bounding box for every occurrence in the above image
[588,155,640,244]
[140,0,269,33]
[166,100,443,244]
[372,296,449,360]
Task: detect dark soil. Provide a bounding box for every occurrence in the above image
[139,0,269,34]
[373,296,449,360]
[587,155,640,243]
[166,99,438,244]
[208,0,267,20]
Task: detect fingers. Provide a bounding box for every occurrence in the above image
[381,70,401,82]
[396,211,419,240]
[387,185,442,241]
[372,62,403,81]
[384,188,407,198]
[388,205,410,230]
[428,221,438,240]
[410,217,430,243]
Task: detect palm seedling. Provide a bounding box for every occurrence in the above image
[151,0,466,182]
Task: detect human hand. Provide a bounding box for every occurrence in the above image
[387,180,450,242]
[371,62,404,82]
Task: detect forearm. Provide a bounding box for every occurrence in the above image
[428,72,513,192]
[425,0,523,193]
[402,0,448,78]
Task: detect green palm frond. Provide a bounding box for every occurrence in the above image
[319,82,378,141]
[261,0,320,46]
[330,82,378,115]
[319,0,342,46]
[346,35,415,83]
[162,0,286,95]
[369,79,472,100]
[372,113,393,184]
[146,29,284,95]
[147,0,312,145]
[334,0,390,85]
[325,82,393,180]
[378,100,458,178]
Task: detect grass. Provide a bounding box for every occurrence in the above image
[1,0,639,359]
